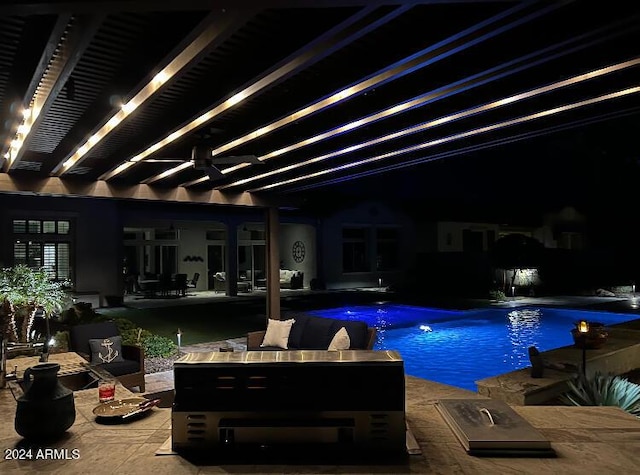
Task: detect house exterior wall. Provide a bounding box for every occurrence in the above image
[279,223,316,288]
[321,201,414,290]
[0,194,121,306]
[177,226,209,290]
[436,221,500,252]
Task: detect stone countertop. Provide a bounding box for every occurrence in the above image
[1,358,640,474]
[476,333,640,405]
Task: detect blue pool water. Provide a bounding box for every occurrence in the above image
[309,304,636,391]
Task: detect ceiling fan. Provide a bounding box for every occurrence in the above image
[144,145,262,181]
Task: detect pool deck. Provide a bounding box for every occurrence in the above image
[3,362,639,475]
[16,292,634,474]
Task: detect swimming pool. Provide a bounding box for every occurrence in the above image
[309,304,636,391]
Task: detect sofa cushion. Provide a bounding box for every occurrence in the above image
[330,319,369,349]
[279,269,300,283]
[89,335,125,364]
[299,316,336,349]
[328,327,350,351]
[98,359,140,377]
[287,315,310,349]
[260,318,295,349]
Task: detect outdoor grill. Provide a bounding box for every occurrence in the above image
[171,350,406,461]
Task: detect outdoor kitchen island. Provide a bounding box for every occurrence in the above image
[1,351,639,474]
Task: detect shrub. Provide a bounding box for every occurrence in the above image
[142,334,178,358]
[61,303,106,325]
[560,372,640,417]
[51,330,69,353]
[112,317,138,334]
[120,327,153,346]
[489,289,506,301]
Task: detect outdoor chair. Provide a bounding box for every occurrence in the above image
[213,272,226,292]
[158,273,173,297]
[187,272,200,289]
[173,273,188,296]
[68,321,145,392]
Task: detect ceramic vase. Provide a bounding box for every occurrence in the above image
[14,362,76,440]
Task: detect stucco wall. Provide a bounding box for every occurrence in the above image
[0,194,121,306]
[279,223,316,288]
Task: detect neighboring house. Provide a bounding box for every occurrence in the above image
[538,206,588,250]
[418,205,588,254]
[410,206,590,294]
[422,221,501,253]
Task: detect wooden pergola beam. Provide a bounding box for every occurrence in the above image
[0,174,277,207]
[0,1,512,15]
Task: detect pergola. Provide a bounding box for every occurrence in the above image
[1,0,639,316]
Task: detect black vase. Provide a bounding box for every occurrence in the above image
[15,362,76,440]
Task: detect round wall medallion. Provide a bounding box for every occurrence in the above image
[292,240,305,263]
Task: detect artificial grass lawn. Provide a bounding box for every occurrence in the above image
[98,302,267,345]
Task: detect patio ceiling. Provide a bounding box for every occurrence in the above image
[1,1,639,207]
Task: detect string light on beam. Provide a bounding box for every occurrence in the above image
[219,57,640,189]
[249,86,640,192]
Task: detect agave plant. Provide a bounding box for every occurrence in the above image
[0,265,68,343]
[560,371,640,417]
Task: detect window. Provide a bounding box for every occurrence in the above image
[13,220,26,233]
[342,227,370,273]
[559,232,583,250]
[155,229,178,240]
[153,245,178,274]
[15,241,42,268]
[43,221,56,233]
[58,221,70,234]
[13,241,69,279]
[28,220,41,234]
[13,219,70,235]
[12,218,73,280]
[487,230,496,249]
[462,230,484,252]
[376,227,399,271]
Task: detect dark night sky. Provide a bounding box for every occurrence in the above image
[297,107,640,232]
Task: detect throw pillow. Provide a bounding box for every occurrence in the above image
[89,335,125,364]
[260,318,295,349]
[328,327,350,351]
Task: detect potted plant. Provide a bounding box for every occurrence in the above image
[0,265,68,344]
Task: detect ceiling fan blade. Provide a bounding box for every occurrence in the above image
[206,166,225,181]
[143,159,186,163]
[212,155,262,165]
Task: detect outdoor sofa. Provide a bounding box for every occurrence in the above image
[247,314,377,351]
